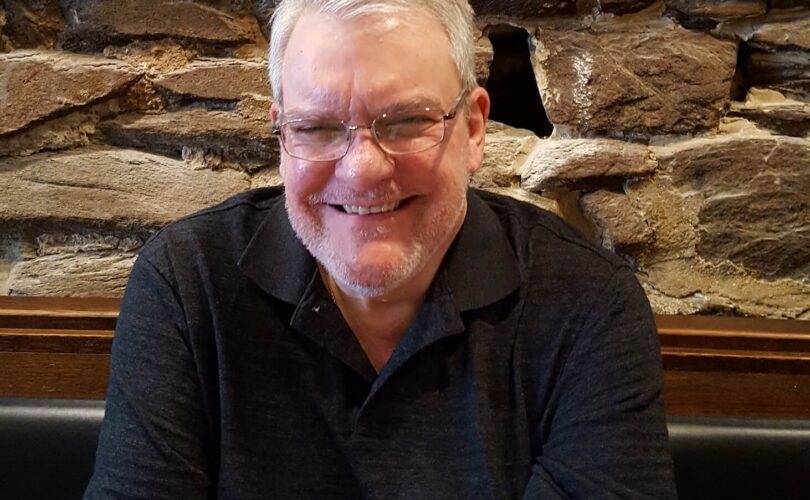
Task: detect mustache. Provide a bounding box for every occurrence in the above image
[306,186,404,205]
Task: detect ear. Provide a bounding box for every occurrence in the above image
[465,86,490,175]
[271,101,286,178]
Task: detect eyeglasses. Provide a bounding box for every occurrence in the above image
[273,90,469,162]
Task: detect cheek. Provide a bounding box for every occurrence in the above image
[281,158,333,194]
[279,157,287,181]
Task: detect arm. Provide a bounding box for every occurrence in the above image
[522,267,676,499]
[84,254,213,499]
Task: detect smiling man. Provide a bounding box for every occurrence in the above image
[85,1,676,499]
[274,5,489,372]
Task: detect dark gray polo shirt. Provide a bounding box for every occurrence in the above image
[85,187,676,499]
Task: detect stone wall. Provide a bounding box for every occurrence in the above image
[0,0,808,319]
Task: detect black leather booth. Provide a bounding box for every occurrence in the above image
[667,415,810,500]
[1,398,809,499]
[0,399,104,500]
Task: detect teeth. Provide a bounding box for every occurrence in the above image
[342,201,400,215]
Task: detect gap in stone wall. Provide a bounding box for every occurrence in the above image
[166,98,239,112]
[730,43,749,102]
[662,6,720,31]
[484,25,552,137]
[0,233,22,296]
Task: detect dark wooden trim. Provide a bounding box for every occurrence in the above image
[658,315,810,374]
[0,297,118,399]
[656,315,810,418]
[0,328,113,354]
[0,297,120,331]
[1,297,809,418]
[0,352,110,399]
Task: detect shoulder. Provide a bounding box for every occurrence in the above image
[136,186,285,271]
[471,189,630,288]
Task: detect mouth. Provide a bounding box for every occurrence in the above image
[329,197,413,215]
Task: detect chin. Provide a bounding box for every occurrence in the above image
[321,242,428,298]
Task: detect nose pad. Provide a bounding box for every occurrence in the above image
[335,127,395,187]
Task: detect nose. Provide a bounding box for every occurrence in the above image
[334,127,395,189]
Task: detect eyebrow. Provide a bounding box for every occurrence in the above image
[281,96,447,123]
[377,97,445,116]
[280,110,338,122]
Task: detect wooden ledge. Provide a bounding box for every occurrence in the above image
[658,315,810,375]
[1,297,809,418]
[0,297,120,331]
[656,315,810,419]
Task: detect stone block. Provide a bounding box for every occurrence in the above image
[6,252,136,297]
[0,147,250,227]
[98,109,278,172]
[580,189,653,251]
[471,0,577,17]
[483,187,561,216]
[34,232,143,256]
[0,0,63,50]
[250,167,283,189]
[599,0,658,15]
[475,32,494,86]
[521,138,656,192]
[102,40,197,74]
[0,108,95,157]
[643,258,810,319]
[666,0,767,19]
[624,175,700,262]
[0,98,126,158]
[237,93,273,121]
[728,88,810,137]
[473,121,539,189]
[531,19,737,136]
[740,15,810,50]
[0,51,140,136]
[621,137,810,318]
[653,131,810,279]
[2,231,146,297]
[60,0,261,50]
[153,58,270,100]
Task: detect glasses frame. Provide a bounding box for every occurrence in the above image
[273,89,470,162]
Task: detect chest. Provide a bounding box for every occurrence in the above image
[209,324,532,499]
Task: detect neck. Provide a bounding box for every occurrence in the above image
[321,236,451,372]
[321,266,429,373]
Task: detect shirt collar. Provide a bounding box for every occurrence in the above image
[443,189,521,311]
[238,188,521,312]
[237,196,316,304]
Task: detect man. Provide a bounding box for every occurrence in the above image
[86,0,676,498]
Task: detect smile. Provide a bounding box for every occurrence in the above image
[341,201,401,215]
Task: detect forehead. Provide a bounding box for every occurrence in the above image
[280,10,458,112]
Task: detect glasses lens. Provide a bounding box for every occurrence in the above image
[375,113,445,154]
[281,120,348,161]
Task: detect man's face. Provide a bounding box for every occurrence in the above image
[275,11,486,298]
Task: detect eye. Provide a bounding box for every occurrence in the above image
[379,114,440,140]
[285,121,345,142]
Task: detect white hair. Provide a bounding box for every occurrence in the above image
[268,0,477,105]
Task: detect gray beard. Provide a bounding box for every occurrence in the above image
[286,194,467,299]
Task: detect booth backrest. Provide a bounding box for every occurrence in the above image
[0,399,104,500]
[2,398,810,500]
[667,415,810,500]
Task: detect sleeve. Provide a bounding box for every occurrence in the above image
[84,253,213,500]
[522,267,677,500]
